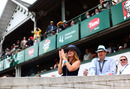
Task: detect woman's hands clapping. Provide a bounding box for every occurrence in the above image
[59,49,67,61]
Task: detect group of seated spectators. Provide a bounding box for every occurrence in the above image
[82,34,130,61]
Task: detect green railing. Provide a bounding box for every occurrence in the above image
[0,0,129,72]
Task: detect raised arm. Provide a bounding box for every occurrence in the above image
[61,49,80,72]
[58,50,63,75]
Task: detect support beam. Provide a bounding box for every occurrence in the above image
[15,66,21,77]
[34,18,36,30]
[61,0,65,21]
[30,12,36,30]
[0,44,2,56]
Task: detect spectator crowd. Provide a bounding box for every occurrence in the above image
[0,0,129,77]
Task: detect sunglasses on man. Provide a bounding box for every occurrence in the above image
[120,59,127,61]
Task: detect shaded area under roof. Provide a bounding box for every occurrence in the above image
[29,0,59,12]
[2,19,34,49]
[28,0,99,33]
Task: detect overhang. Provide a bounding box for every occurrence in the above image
[29,0,60,12]
[0,0,16,40]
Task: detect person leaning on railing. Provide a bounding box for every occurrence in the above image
[98,0,110,11]
[86,11,91,19]
[21,37,27,50]
[1,49,6,60]
[26,37,34,47]
[70,20,75,26]
[117,0,124,4]
[15,40,21,54]
[5,48,11,58]
[10,44,16,55]
[62,20,69,30]
[44,21,56,37]
[56,21,64,34]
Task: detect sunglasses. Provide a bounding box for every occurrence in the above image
[120,59,127,61]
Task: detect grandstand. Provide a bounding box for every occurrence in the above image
[0,0,130,77]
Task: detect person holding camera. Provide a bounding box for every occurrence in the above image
[33,27,42,44]
[58,45,81,76]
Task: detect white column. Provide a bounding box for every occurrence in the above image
[34,18,36,30]
[30,12,36,31]
[15,66,21,77]
[0,43,2,56]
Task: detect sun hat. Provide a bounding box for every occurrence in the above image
[57,21,63,27]
[50,21,54,23]
[65,45,81,57]
[96,45,107,52]
[119,46,123,49]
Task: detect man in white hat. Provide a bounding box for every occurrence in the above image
[88,45,116,75]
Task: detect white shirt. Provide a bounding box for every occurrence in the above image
[88,57,116,75]
[83,53,93,61]
[117,64,130,75]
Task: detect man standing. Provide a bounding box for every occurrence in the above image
[117,56,130,74]
[89,45,116,75]
[21,37,27,50]
[45,21,56,37]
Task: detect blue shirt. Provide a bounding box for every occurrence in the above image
[46,25,56,33]
[89,57,116,75]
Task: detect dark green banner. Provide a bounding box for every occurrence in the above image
[25,44,38,61]
[14,50,25,65]
[80,9,110,38]
[111,1,130,26]
[0,60,4,71]
[39,35,56,55]
[57,24,79,48]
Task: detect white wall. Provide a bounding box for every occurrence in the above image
[0,0,8,18]
[21,0,37,4]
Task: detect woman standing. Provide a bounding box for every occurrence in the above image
[58,45,81,76]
